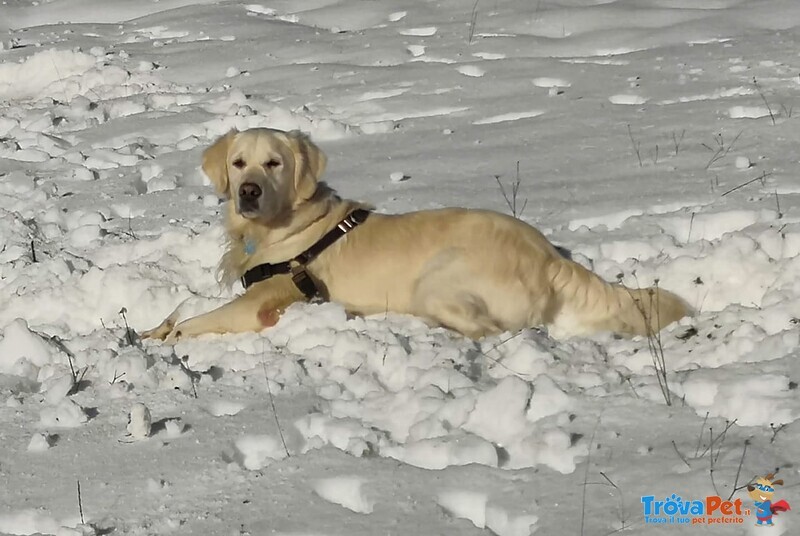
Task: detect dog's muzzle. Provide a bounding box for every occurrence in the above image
[238,182,262,213]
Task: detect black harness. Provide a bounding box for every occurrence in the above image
[240,209,370,299]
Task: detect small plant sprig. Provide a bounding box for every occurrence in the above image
[468,0,480,44]
[493,161,528,219]
[702,130,743,170]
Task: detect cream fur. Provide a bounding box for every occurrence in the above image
[143,128,689,342]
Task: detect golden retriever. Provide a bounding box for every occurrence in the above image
[142,128,688,342]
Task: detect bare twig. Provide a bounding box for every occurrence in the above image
[720,170,770,197]
[672,440,691,469]
[627,124,642,167]
[706,423,733,495]
[600,471,628,529]
[41,332,86,392]
[261,344,290,458]
[671,129,685,156]
[770,423,786,444]
[620,273,669,405]
[493,161,528,219]
[710,445,720,496]
[108,370,126,385]
[474,330,530,377]
[178,357,199,399]
[468,0,480,44]
[580,415,603,536]
[619,373,640,399]
[726,440,749,501]
[753,77,776,126]
[119,307,135,346]
[76,480,85,525]
[697,419,737,459]
[704,130,743,170]
[694,412,710,458]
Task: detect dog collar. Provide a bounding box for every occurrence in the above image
[240,209,370,298]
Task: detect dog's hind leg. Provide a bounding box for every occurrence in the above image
[412,258,502,339]
[420,291,502,339]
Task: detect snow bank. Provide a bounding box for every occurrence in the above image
[0,50,97,101]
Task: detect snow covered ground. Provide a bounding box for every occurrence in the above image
[1,0,800,534]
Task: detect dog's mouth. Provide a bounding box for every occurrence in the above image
[237,199,261,218]
[236,194,287,222]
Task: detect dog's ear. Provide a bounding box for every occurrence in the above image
[773,479,784,486]
[202,129,237,197]
[286,130,326,202]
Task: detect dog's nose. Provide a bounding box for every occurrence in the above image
[239,183,262,199]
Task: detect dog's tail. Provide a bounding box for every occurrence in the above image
[546,257,688,338]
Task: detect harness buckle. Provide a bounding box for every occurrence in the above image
[291,267,318,299]
[350,209,369,224]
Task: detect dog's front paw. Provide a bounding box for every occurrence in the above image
[141,320,176,341]
[164,326,185,344]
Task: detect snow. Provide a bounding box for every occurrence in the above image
[0,318,52,372]
[735,155,752,170]
[125,402,152,439]
[2,0,800,534]
[0,50,97,101]
[388,171,407,183]
[313,476,374,514]
[232,434,289,470]
[27,432,53,452]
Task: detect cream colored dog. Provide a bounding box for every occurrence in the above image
[143,128,688,342]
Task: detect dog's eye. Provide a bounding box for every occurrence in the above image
[232,158,246,169]
[264,159,281,169]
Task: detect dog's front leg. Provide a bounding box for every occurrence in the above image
[152,275,305,343]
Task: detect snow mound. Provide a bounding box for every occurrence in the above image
[438,489,538,536]
[313,476,374,514]
[232,434,289,470]
[0,49,97,101]
[0,318,52,374]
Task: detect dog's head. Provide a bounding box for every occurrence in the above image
[202,128,327,222]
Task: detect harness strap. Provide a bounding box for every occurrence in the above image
[240,261,292,289]
[240,209,370,298]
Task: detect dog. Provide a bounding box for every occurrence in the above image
[142,127,688,342]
